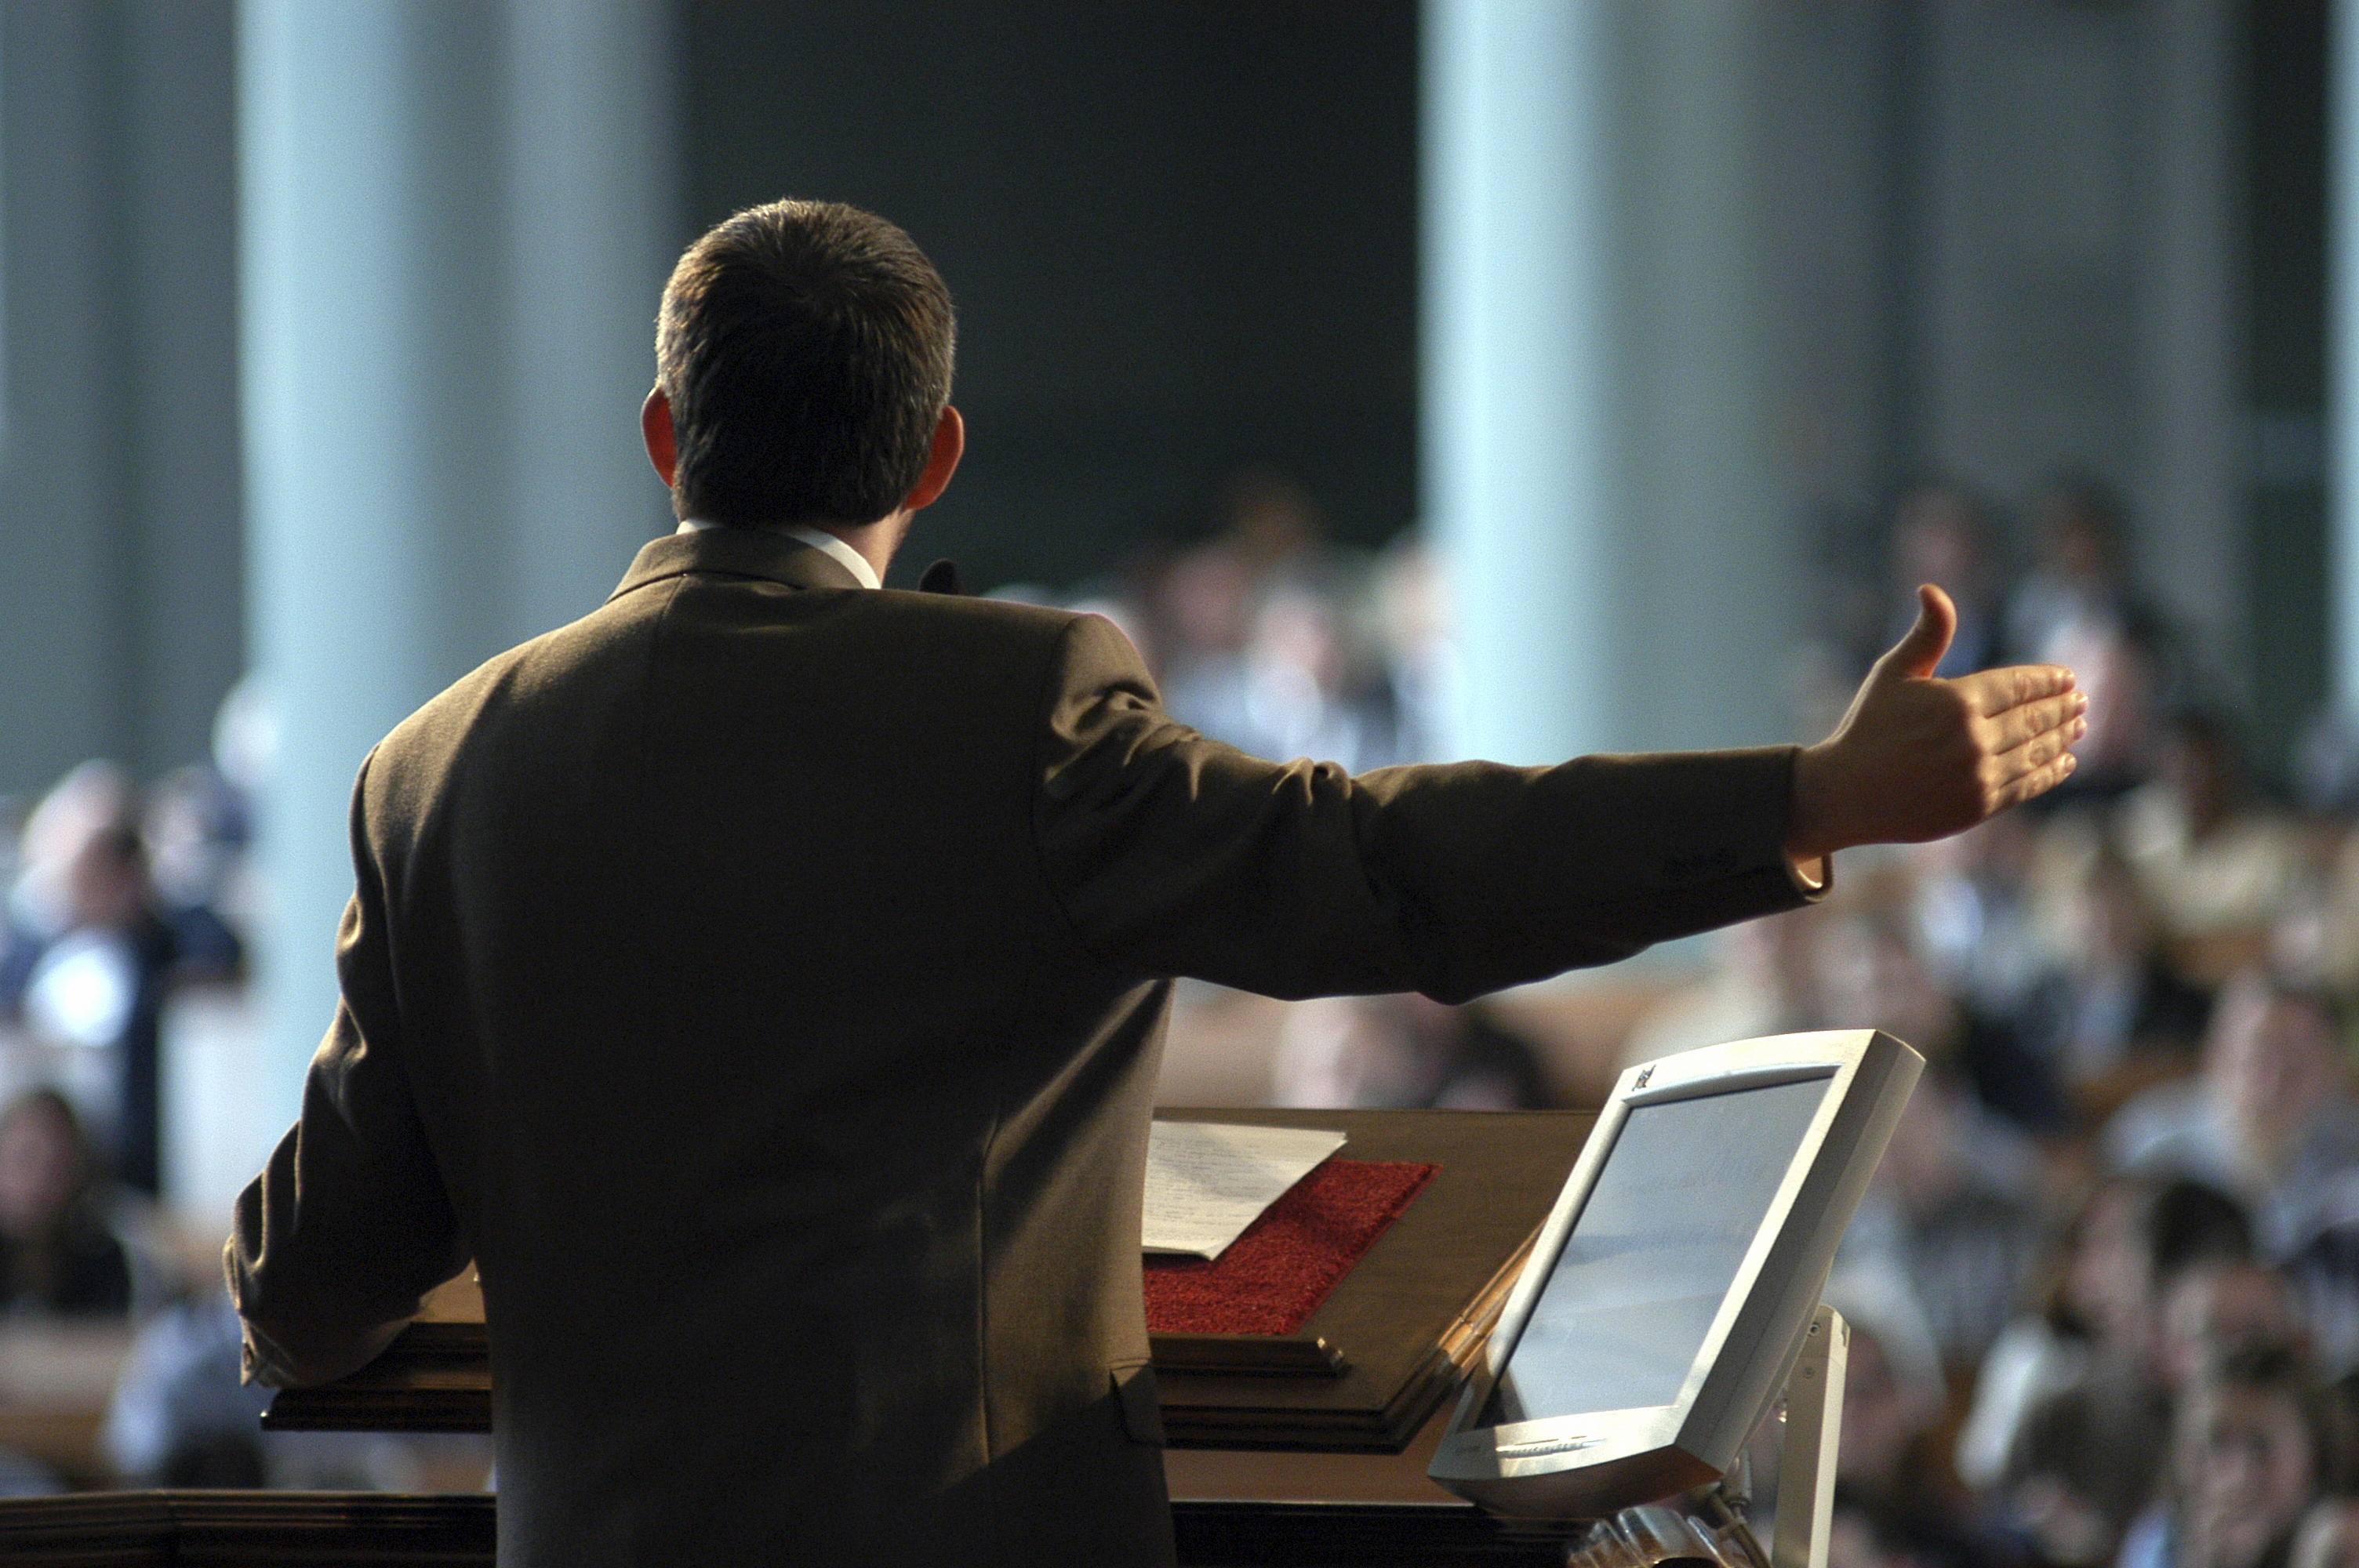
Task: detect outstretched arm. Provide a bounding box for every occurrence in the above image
[1785,583,2085,867]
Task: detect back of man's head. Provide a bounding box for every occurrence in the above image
[656,199,954,528]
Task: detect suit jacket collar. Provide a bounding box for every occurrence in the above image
[609,527,867,603]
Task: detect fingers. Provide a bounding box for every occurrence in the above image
[1956,661,2078,718]
[1993,741,2078,812]
[1985,688,2089,753]
[1985,713,2086,802]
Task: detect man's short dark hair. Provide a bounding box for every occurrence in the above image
[655,199,955,528]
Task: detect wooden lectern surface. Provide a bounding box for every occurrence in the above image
[1150,1108,1591,1450]
[264,1108,1595,1457]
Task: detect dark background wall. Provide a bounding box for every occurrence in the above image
[2243,0,2330,775]
[679,1,1423,592]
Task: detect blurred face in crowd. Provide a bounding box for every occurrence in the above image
[2066,1180,2157,1348]
[0,1098,83,1241]
[2207,977,2347,1177]
[2037,493,2121,587]
[2158,1262,2305,1392]
[65,828,147,932]
[2175,1381,2318,1568]
[1249,587,1346,695]
[1894,490,1987,601]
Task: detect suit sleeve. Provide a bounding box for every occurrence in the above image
[1031,612,1821,1004]
[224,750,466,1387]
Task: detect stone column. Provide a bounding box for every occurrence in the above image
[1423,0,1791,766]
[238,0,675,1138]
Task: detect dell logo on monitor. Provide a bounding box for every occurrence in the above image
[1498,1436,1602,1458]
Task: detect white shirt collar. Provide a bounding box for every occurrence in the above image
[675,517,881,590]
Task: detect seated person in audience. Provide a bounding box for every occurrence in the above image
[2120,1347,2354,1568]
[1823,1267,2024,1568]
[2,768,241,1197]
[2156,1258,2310,1393]
[2015,844,2212,1129]
[1975,1179,2251,1566]
[2114,712,2306,985]
[2108,972,2359,1258]
[1847,1065,2051,1370]
[1813,879,2065,1131]
[104,1292,270,1488]
[2004,475,2137,668]
[1910,815,2048,1050]
[0,1088,131,1316]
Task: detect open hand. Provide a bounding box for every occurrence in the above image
[1785,584,2085,863]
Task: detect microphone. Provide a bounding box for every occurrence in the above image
[918,559,965,596]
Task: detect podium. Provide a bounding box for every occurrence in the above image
[16,1109,1600,1566]
[261,1107,1593,1458]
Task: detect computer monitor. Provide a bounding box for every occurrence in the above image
[1428,1029,1921,1520]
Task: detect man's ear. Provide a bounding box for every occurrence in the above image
[640,386,678,488]
[902,405,964,513]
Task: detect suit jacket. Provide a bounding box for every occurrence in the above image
[227,527,1816,1566]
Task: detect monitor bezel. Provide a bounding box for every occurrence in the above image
[1427,1028,1920,1519]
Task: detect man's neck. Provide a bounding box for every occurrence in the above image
[825,511,912,583]
[674,514,907,589]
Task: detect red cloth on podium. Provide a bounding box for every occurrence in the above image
[1142,1158,1438,1336]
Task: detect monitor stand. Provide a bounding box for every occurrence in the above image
[1560,1305,1848,1568]
[1771,1305,1848,1568]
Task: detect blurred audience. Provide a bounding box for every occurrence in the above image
[0,1089,132,1317]
[102,1292,267,1488]
[2114,713,2306,981]
[2004,477,2140,669]
[1107,466,1431,773]
[2120,1347,2353,1568]
[2106,972,2359,1260]
[1823,1261,2023,1568]
[0,454,2351,1530]
[2012,842,2211,1127]
[1966,1178,2251,1566]
[0,762,243,1197]
[1621,903,1824,1063]
[1841,1065,2049,1370]
[1269,993,1548,1110]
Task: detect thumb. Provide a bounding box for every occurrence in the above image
[1877,583,1957,681]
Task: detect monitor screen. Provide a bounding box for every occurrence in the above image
[1479,1074,1833,1426]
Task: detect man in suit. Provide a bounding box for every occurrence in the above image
[227,201,2085,1566]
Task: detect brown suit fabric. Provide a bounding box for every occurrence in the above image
[228,528,1814,1566]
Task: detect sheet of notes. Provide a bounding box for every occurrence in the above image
[1142,1120,1347,1260]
